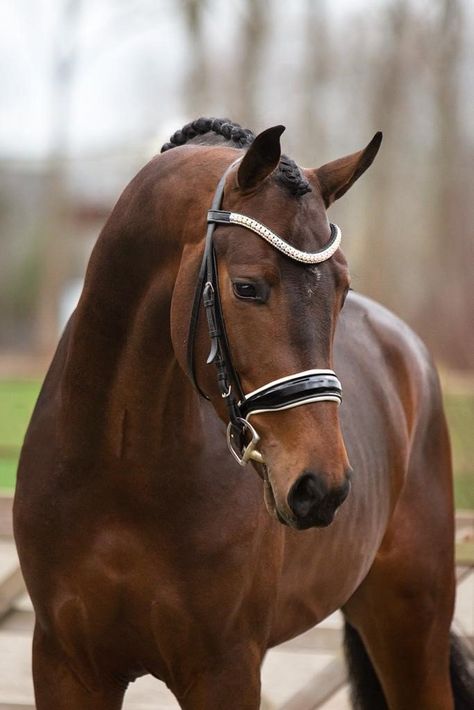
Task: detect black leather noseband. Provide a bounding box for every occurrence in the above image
[240,371,342,420]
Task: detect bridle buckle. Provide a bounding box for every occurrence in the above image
[226,418,265,466]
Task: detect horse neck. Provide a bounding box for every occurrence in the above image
[57,147,240,492]
[62,258,206,470]
[59,166,204,473]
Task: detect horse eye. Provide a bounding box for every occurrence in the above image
[233,282,258,300]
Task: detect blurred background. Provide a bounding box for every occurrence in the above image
[0,2,472,706]
[0,0,473,506]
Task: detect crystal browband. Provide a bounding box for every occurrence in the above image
[207,209,341,264]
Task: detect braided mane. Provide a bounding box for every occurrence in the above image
[161,117,311,197]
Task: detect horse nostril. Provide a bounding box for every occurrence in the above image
[288,472,351,527]
[288,472,327,519]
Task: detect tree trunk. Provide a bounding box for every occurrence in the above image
[35,0,83,355]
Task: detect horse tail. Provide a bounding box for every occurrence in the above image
[344,623,474,709]
[449,632,474,709]
[343,622,388,709]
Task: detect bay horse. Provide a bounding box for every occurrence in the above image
[14,117,473,709]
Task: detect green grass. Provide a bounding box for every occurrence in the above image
[0,380,40,490]
[0,380,472,509]
[444,392,474,509]
[0,458,19,490]
[0,380,40,449]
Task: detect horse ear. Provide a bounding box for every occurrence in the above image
[237,125,285,191]
[316,132,383,207]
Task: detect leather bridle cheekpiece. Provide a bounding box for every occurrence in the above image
[187,159,343,466]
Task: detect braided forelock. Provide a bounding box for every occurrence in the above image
[277,155,311,197]
[161,116,311,197]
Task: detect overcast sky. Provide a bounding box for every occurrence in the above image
[0,0,380,160]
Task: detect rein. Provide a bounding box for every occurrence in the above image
[187,160,343,466]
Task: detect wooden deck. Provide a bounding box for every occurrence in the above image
[0,493,472,709]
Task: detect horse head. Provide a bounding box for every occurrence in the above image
[170,123,382,530]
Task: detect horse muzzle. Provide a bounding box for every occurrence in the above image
[287,471,352,529]
[226,369,343,466]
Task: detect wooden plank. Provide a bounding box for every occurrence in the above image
[0,541,25,620]
[0,609,34,634]
[0,495,14,539]
[0,633,34,707]
[274,626,342,654]
[284,657,347,710]
[456,510,474,529]
[456,541,474,567]
[0,567,25,620]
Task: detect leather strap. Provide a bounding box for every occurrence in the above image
[240,371,342,419]
[186,160,244,422]
[186,165,232,399]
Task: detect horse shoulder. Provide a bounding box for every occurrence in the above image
[340,291,443,437]
[338,292,452,555]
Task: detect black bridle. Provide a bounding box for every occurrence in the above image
[187,160,343,465]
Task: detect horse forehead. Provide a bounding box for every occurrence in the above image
[222,188,331,258]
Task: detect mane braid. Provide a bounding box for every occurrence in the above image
[161,116,311,197]
[160,117,254,152]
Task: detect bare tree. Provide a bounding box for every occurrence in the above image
[35,0,83,355]
[360,0,412,306]
[229,0,269,128]
[181,0,209,117]
[299,0,331,158]
[425,0,474,367]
